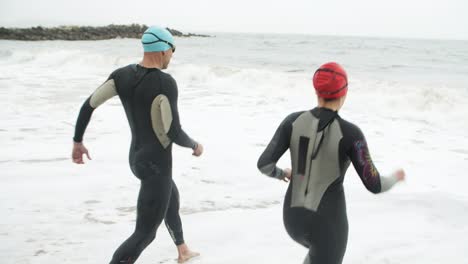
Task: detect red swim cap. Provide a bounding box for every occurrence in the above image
[312,62,348,99]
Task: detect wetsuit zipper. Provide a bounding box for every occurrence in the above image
[130,68,150,148]
[305,129,326,195]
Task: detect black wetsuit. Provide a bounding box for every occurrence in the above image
[257,107,399,264]
[74,64,197,264]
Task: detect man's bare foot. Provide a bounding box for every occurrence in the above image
[177,243,200,263]
[178,250,200,263]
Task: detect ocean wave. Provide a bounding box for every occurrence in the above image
[377,64,409,70]
[349,78,467,124]
[0,38,466,127]
[0,47,136,70]
[168,63,467,124]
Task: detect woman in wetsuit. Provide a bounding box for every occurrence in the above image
[257,62,405,264]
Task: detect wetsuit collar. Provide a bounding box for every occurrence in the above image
[317,107,338,113]
[136,63,162,71]
[311,107,339,132]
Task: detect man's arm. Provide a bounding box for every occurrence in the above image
[72,78,117,164]
[159,76,198,149]
[73,79,117,142]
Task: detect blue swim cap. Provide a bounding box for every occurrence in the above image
[141,26,175,52]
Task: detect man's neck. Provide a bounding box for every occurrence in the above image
[139,56,163,69]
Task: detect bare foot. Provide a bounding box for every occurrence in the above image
[177,250,200,263]
[176,243,200,263]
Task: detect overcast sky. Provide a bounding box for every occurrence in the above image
[1,0,466,40]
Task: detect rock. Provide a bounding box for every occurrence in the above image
[0,24,212,41]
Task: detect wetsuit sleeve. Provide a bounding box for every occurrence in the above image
[346,126,399,193]
[163,76,197,149]
[257,113,298,180]
[73,78,117,143]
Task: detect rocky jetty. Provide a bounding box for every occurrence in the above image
[0,24,211,41]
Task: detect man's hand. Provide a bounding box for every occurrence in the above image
[72,142,92,164]
[282,168,292,182]
[192,143,203,157]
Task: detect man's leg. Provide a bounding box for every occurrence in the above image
[164,180,184,245]
[110,165,172,264]
[164,180,200,263]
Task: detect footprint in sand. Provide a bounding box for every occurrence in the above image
[84,213,116,225]
[20,128,38,132]
[200,179,216,184]
[65,241,84,245]
[84,200,101,205]
[116,206,136,213]
[451,149,468,155]
[201,200,215,206]
[34,250,47,256]
[158,258,172,264]
[19,158,68,164]
[411,139,425,145]
[158,254,201,264]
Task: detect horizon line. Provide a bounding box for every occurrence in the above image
[1,23,467,42]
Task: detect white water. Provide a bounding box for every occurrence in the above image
[1,34,468,263]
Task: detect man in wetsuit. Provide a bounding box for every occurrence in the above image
[257,62,405,264]
[71,26,203,264]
